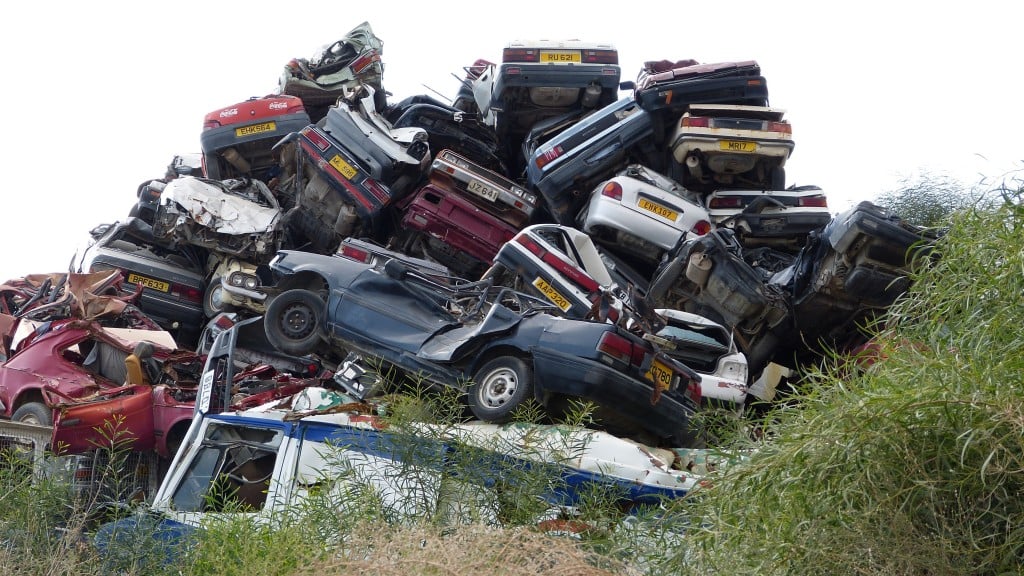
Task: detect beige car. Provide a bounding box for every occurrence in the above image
[670,103,795,193]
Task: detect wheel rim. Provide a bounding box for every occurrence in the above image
[279,302,315,340]
[18,413,42,426]
[207,285,225,312]
[478,366,518,408]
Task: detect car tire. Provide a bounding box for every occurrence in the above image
[203,276,229,318]
[468,356,533,423]
[12,402,52,426]
[264,289,325,356]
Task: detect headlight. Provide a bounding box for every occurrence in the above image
[228,272,259,289]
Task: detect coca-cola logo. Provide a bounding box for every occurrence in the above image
[269,102,288,110]
[219,108,239,118]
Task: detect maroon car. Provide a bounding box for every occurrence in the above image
[0,319,203,455]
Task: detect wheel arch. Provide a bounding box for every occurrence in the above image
[271,270,329,295]
[470,344,536,398]
[11,388,47,417]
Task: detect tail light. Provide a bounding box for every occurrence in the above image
[597,332,646,368]
[581,49,618,64]
[680,116,711,129]
[692,220,712,236]
[708,196,744,209]
[534,145,564,170]
[212,314,236,330]
[302,127,332,152]
[514,235,600,293]
[350,50,381,74]
[172,283,203,303]
[600,181,623,201]
[686,378,702,404]
[502,48,539,63]
[364,178,392,204]
[339,243,372,263]
[765,121,792,134]
[798,196,828,208]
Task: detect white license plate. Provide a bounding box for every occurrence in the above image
[467,179,499,202]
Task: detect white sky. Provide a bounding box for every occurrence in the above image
[1,1,1020,282]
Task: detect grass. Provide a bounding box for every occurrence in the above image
[2,176,1022,575]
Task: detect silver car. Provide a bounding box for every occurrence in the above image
[578,164,712,268]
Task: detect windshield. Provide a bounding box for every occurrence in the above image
[170,423,282,512]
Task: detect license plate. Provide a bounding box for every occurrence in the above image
[645,359,674,391]
[720,140,757,152]
[127,273,169,293]
[539,50,581,63]
[532,277,572,312]
[235,121,276,138]
[329,154,358,179]
[637,198,678,221]
[466,179,499,202]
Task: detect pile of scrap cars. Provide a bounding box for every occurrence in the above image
[1,21,938,524]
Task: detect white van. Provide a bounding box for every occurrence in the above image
[94,316,705,558]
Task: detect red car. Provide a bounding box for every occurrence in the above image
[0,319,203,455]
[201,94,311,183]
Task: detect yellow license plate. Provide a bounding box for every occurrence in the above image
[532,277,572,312]
[235,121,276,138]
[637,198,678,221]
[329,154,358,179]
[127,273,169,293]
[539,50,581,63]
[720,140,757,152]
[645,359,674,391]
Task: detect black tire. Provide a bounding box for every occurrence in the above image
[202,276,230,318]
[12,402,52,426]
[264,289,325,356]
[468,356,534,423]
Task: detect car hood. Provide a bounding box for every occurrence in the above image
[160,177,281,235]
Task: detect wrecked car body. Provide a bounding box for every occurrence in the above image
[96,315,708,563]
[648,201,938,379]
[260,248,703,445]
[277,84,430,253]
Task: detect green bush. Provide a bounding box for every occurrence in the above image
[671,178,1024,575]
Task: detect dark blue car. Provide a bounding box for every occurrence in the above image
[260,246,703,445]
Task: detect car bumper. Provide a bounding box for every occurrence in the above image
[532,347,696,439]
[714,209,832,239]
[138,292,205,331]
[671,134,794,163]
[493,64,621,92]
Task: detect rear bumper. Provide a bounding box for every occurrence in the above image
[493,64,621,93]
[532,347,696,439]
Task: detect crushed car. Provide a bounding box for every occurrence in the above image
[259,247,704,446]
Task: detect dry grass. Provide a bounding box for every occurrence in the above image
[297,520,639,576]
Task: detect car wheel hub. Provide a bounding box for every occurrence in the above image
[480,367,518,407]
[280,303,315,339]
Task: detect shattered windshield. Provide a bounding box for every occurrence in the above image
[170,423,282,512]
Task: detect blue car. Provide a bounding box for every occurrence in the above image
[524,96,659,225]
[259,247,703,445]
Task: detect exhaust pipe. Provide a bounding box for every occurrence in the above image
[685,154,703,179]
